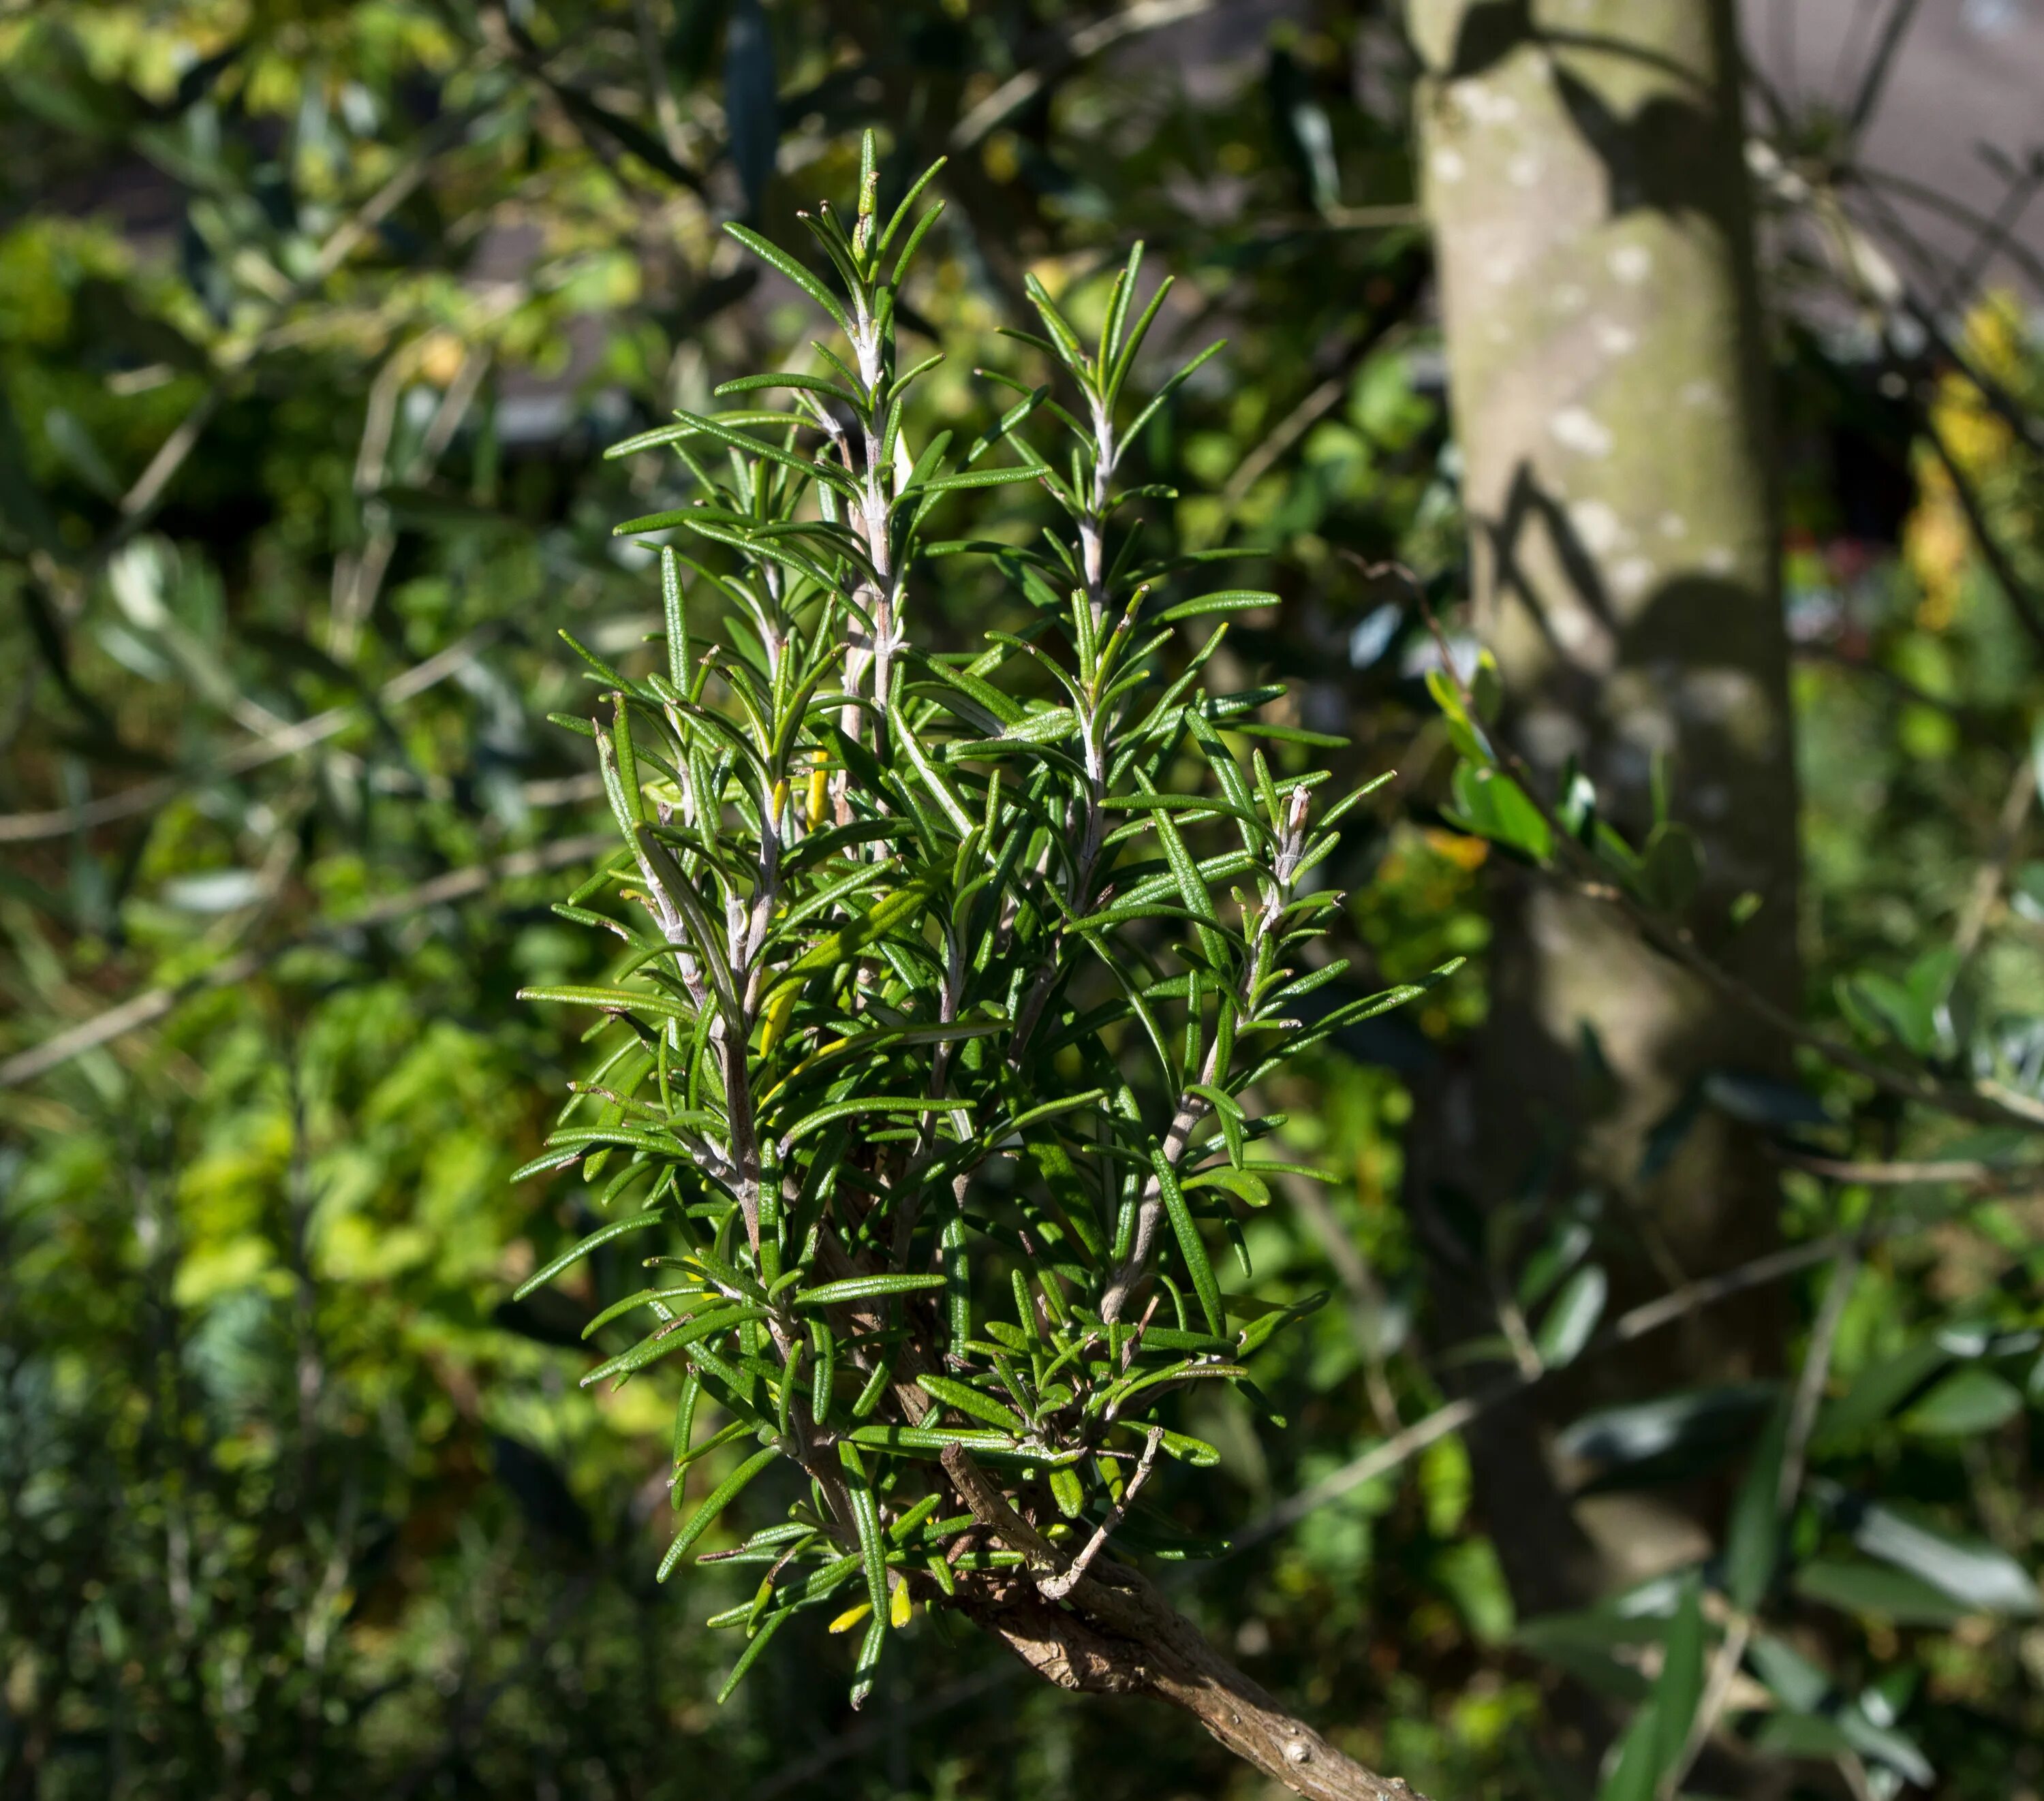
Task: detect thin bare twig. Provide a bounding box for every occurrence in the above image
[1321,204,1424,231]
[1920,411,2044,660]
[388,1573,597,1801]
[1039,1426,1162,1601]
[938,1442,1418,1801]
[1842,0,1921,143]
[751,1666,1021,1800]
[1850,166,2044,300]
[629,0,690,169]
[1782,1247,1861,1509]
[1942,155,2044,314]
[1856,203,2044,465]
[1225,1232,1855,1558]
[1656,1242,1862,1800]
[480,1,702,195]
[1280,1170,1402,1434]
[1955,753,2036,962]
[0,832,610,1089]
[331,343,493,661]
[949,0,1216,153]
[1209,299,1426,543]
[1218,374,1345,516]
[1793,640,1994,742]
[0,625,504,843]
[1773,1148,2030,1189]
[110,120,472,546]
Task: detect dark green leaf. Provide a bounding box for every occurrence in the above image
[512,1212,664,1299]
[659,1447,779,1581]
[1153,1146,1224,1336]
[1847,1497,2039,1614]
[1533,1266,1606,1369]
[1901,1366,2023,1436]
[1723,1396,1791,1611]
[795,1273,949,1309]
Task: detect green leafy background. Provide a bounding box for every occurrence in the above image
[2,5,2040,1800]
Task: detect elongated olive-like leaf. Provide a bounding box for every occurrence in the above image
[1650,1579,1707,1787]
[1534,1265,1607,1369]
[1725,1394,1793,1611]
[1847,1494,2041,1614]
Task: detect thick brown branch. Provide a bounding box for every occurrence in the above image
[939,1447,1422,1801]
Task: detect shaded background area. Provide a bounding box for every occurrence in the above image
[1746,0,2044,303]
[2,4,2042,1799]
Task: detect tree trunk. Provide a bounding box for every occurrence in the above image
[1404,0,1799,1603]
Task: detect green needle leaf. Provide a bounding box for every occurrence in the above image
[512,1212,664,1299]
[916,1371,1027,1434]
[722,222,852,334]
[838,1439,891,1625]
[1153,1145,1225,1335]
[659,1447,779,1582]
[794,1272,949,1309]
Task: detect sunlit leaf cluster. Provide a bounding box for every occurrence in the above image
[516,138,1449,1703]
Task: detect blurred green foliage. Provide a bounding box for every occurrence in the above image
[1,4,2041,1800]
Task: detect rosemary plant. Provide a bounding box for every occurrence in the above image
[515,136,1445,1800]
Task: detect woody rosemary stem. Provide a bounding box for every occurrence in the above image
[940,1448,1425,1801]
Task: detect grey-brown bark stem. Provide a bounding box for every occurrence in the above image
[939,1447,1425,1801]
